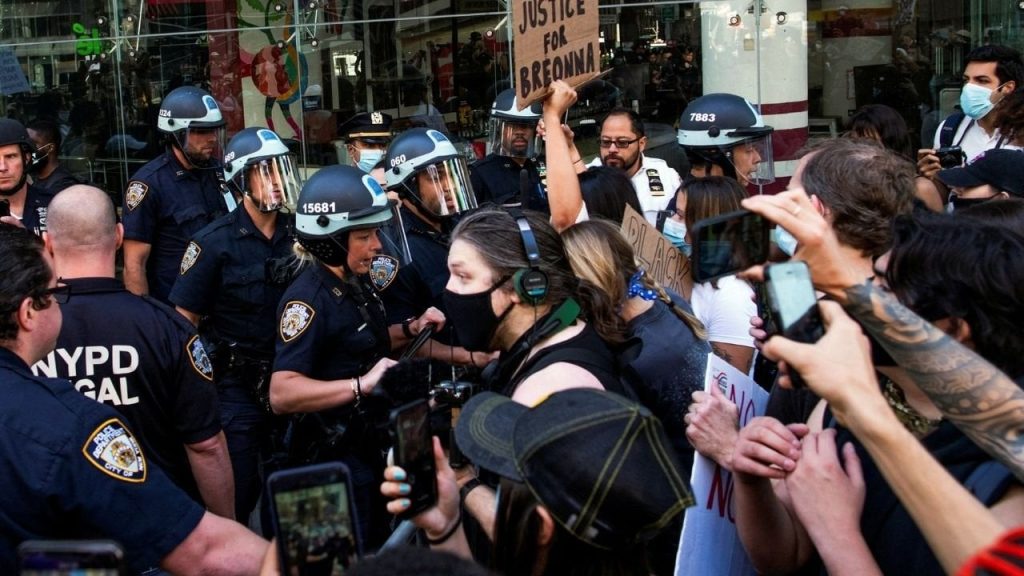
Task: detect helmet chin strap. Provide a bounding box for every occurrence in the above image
[401,181,444,224]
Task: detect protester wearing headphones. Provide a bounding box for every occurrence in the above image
[440,206,630,547]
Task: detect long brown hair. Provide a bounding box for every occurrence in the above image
[562,219,707,340]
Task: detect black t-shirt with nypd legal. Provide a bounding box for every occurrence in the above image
[0,347,204,573]
[31,277,221,503]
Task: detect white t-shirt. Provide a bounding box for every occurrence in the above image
[689,275,757,348]
[932,116,1022,162]
[587,154,681,226]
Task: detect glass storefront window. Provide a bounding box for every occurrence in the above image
[1,0,1021,191]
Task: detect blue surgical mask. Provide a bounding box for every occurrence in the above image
[773,226,798,257]
[960,83,1002,120]
[662,218,691,257]
[356,148,383,173]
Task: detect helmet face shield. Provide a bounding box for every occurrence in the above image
[373,201,413,267]
[730,135,774,186]
[177,125,226,168]
[247,155,300,213]
[414,157,477,218]
[488,118,540,159]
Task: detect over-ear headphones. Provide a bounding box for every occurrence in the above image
[508,209,548,305]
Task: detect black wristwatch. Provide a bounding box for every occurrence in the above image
[401,316,416,339]
[460,477,482,502]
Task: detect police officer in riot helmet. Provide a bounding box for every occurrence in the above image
[0,118,50,236]
[677,93,775,188]
[170,127,301,524]
[470,89,550,211]
[122,85,232,304]
[270,165,443,548]
[381,128,482,366]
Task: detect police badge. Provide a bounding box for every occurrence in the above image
[180,241,201,275]
[187,335,214,381]
[646,169,665,196]
[82,418,147,483]
[369,254,399,291]
[280,301,315,342]
[125,181,149,211]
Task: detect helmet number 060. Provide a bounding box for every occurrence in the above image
[303,202,337,214]
[689,113,716,122]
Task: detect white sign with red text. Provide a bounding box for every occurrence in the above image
[675,353,768,576]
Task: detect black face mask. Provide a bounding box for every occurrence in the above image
[443,279,513,352]
[949,194,997,212]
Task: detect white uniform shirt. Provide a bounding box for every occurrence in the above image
[588,154,681,226]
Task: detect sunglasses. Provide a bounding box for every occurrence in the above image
[598,137,640,149]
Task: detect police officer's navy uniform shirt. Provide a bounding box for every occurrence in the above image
[275,263,390,383]
[122,150,228,303]
[32,277,221,504]
[380,206,452,341]
[0,347,204,573]
[21,182,53,237]
[170,205,295,358]
[470,154,549,212]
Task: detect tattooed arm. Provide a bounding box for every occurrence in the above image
[762,301,1010,573]
[742,189,1024,479]
[841,280,1024,479]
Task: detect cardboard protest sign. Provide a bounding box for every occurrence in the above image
[513,0,600,110]
[620,204,693,299]
[675,354,769,576]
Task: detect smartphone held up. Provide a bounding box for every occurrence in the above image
[690,209,770,283]
[267,462,361,575]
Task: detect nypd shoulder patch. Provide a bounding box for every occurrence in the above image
[81,418,147,483]
[187,335,214,381]
[125,181,149,212]
[369,254,399,291]
[180,241,202,275]
[280,301,315,343]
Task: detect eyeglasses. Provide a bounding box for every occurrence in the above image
[40,284,71,305]
[598,137,640,149]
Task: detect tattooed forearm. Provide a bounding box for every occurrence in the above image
[843,280,1024,480]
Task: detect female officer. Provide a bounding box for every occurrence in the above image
[269,164,442,549]
[170,126,300,523]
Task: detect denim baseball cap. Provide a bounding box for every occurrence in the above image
[937,149,1024,197]
[455,389,693,549]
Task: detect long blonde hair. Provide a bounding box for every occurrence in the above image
[562,219,707,340]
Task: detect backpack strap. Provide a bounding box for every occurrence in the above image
[939,111,967,149]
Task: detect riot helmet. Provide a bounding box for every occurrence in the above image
[224,128,300,213]
[0,119,35,196]
[296,165,411,272]
[677,93,774,185]
[157,86,226,168]
[487,88,542,159]
[384,128,477,221]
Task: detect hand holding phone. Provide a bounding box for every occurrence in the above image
[390,399,438,519]
[267,462,361,575]
[765,262,825,388]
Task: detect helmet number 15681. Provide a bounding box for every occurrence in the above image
[304,202,336,214]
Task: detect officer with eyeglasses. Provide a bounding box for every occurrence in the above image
[587,107,682,226]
